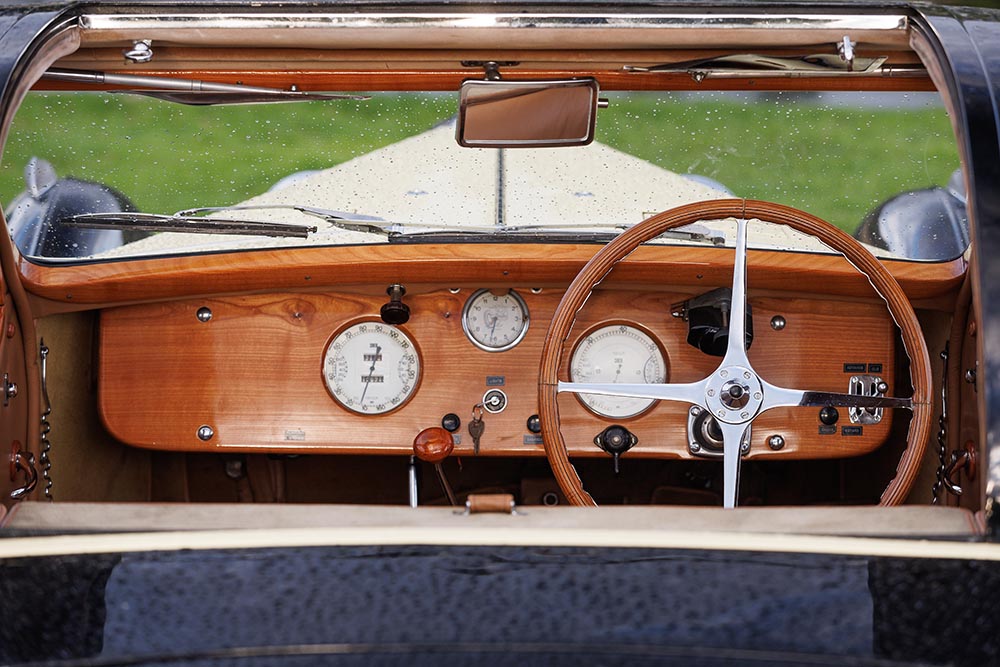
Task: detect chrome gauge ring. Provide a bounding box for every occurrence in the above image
[461,289,530,352]
[323,321,421,415]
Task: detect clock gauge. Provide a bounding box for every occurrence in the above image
[462,289,530,352]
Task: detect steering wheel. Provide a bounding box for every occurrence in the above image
[538,199,932,508]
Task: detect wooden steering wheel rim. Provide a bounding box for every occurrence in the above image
[538,198,933,507]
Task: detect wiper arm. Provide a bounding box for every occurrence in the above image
[42,69,369,106]
[176,205,395,235]
[622,53,925,82]
[62,212,318,238]
[162,205,726,244]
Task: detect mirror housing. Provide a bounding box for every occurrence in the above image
[456,78,599,148]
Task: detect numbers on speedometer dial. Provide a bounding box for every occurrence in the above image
[570,324,668,419]
[323,321,421,415]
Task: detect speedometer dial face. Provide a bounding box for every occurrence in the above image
[570,324,668,419]
[462,289,530,352]
[323,321,421,415]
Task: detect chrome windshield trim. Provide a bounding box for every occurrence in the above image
[78,13,910,49]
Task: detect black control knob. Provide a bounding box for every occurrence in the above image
[593,425,638,474]
[380,283,410,325]
[819,406,839,425]
[441,413,461,432]
[526,414,542,434]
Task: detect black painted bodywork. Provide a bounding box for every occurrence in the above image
[1,544,998,666]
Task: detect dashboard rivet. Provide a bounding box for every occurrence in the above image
[753,392,762,400]
[197,425,215,441]
[530,288,543,294]
[720,370,729,378]
[743,372,751,379]
[717,410,726,418]
[770,315,787,331]
[449,288,461,294]
[690,441,702,453]
[768,434,786,450]
[740,440,751,454]
[196,307,213,322]
[707,389,716,397]
[740,411,749,419]
[689,406,702,416]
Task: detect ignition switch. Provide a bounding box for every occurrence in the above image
[594,425,638,474]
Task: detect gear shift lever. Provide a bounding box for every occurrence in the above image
[412,427,458,506]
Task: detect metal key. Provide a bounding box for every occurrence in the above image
[469,405,485,455]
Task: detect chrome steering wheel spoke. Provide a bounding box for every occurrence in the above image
[557,379,707,406]
[720,217,752,370]
[759,378,913,412]
[718,421,749,508]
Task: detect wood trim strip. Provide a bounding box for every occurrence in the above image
[33,69,936,93]
[20,244,965,309]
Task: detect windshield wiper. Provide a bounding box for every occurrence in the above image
[42,69,370,106]
[622,53,924,81]
[62,212,318,238]
[136,204,726,245]
[176,205,394,235]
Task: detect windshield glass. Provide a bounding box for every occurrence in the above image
[1,89,961,261]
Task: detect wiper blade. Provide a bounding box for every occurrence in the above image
[62,212,317,239]
[176,205,394,235]
[168,205,725,244]
[390,225,725,245]
[42,69,370,105]
[622,53,925,81]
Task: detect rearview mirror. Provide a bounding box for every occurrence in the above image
[456,78,600,148]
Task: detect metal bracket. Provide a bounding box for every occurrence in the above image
[848,375,888,424]
[460,61,520,81]
[9,441,37,501]
[2,373,16,407]
[838,36,856,71]
[123,39,153,63]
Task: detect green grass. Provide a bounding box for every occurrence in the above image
[597,92,960,232]
[0,91,959,234]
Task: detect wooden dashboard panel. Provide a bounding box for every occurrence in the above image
[98,287,897,460]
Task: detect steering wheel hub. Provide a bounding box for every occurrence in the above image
[704,365,762,424]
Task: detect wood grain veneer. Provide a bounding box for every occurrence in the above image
[99,286,896,461]
[21,243,965,310]
[33,68,935,93]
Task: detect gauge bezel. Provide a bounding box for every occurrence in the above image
[568,320,669,420]
[461,288,531,352]
[321,319,422,416]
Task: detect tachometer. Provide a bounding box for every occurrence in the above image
[569,323,668,418]
[323,321,420,415]
[462,289,530,352]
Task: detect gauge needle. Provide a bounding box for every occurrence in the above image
[489,315,498,341]
[613,362,623,383]
[360,344,381,403]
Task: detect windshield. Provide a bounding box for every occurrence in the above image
[2,89,961,261]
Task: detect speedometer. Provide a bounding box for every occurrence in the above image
[569,323,668,418]
[322,321,421,415]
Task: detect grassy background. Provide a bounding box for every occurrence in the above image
[0,91,959,234]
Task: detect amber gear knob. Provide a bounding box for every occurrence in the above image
[413,427,455,464]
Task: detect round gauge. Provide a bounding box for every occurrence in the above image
[322,321,421,415]
[569,323,668,419]
[462,289,530,352]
